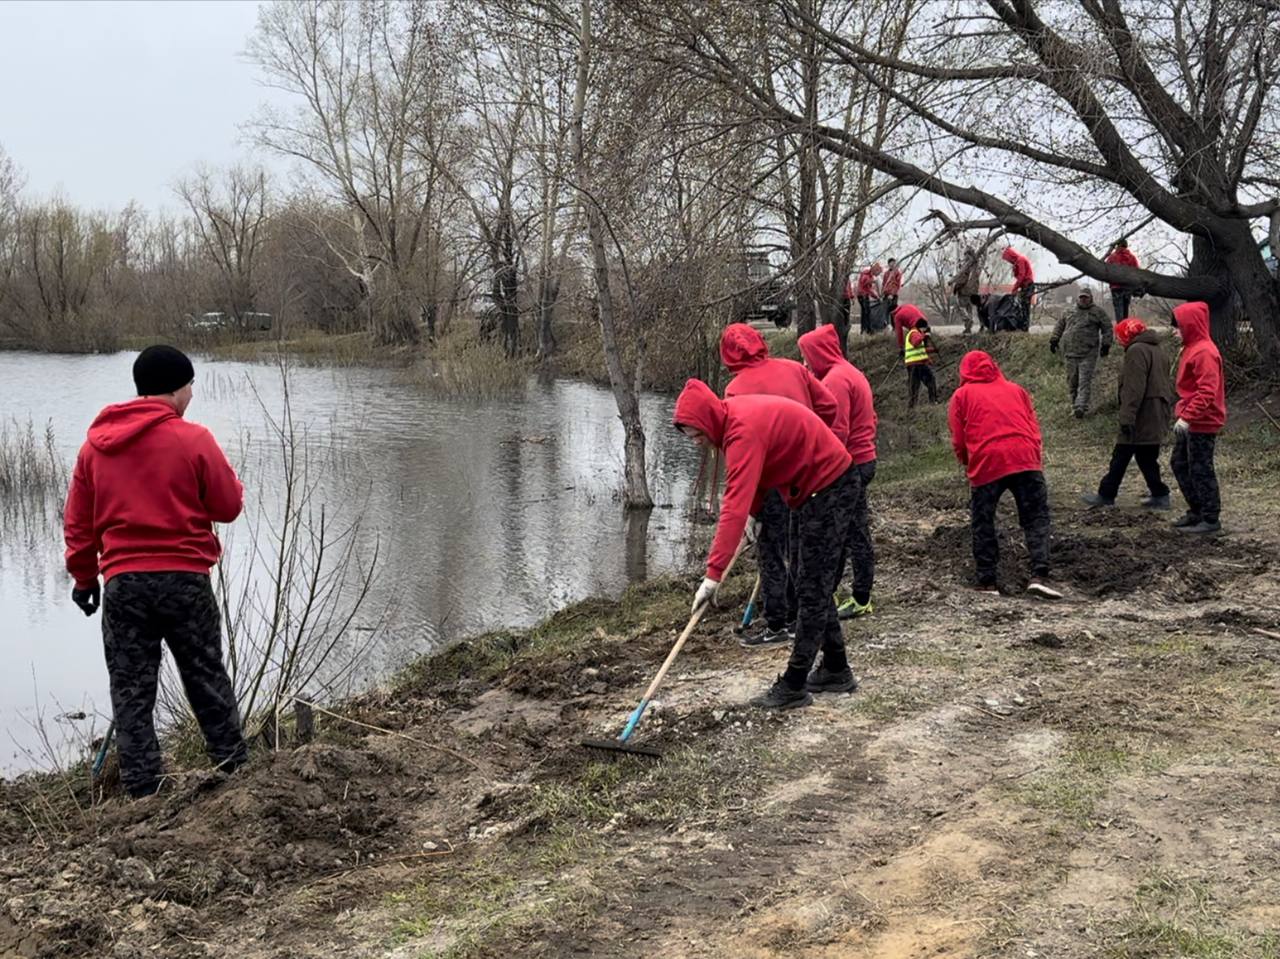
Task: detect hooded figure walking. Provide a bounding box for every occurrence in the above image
[1081,319,1173,510]
[1169,302,1226,534]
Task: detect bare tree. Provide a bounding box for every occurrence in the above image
[247,0,468,345]
[176,166,271,328]
[636,0,1280,369]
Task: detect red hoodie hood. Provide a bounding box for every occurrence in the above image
[673,379,727,446]
[796,324,845,378]
[1173,301,1210,348]
[87,398,180,454]
[719,323,769,372]
[1001,248,1019,265]
[893,304,925,326]
[958,350,1002,384]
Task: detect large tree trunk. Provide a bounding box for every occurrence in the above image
[571,0,652,510]
[1191,227,1280,365]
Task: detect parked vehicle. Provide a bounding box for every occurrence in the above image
[738,251,794,328]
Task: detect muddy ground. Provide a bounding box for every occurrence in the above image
[3,336,1279,959]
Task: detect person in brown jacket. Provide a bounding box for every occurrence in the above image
[1081,319,1173,509]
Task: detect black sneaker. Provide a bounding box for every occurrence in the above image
[750,676,813,710]
[1080,493,1115,509]
[1176,519,1222,535]
[1073,408,1085,419]
[805,663,859,693]
[1141,494,1171,511]
[972,581,1000,596]
[739,623,794,649]
[1172,512,1201,528]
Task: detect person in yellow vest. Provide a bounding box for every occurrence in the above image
[904,316,940,407]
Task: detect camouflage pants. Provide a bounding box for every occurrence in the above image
[758,490,798,628]
[784,467,857,688]
[970,470,1052,586]
[1065,352,1098,413]
[103,572,247,797]
[838,459,877,604]
[1171,431,1220,523]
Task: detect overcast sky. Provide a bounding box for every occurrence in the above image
[0,0,287,212]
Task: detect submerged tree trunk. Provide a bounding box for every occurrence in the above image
[536,273,559,361]
[571,0,652,509]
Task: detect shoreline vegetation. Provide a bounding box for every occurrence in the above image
[3,333,1280,956]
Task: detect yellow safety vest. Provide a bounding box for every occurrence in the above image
[904,331,930,365]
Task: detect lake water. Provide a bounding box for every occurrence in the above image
[0,352,703,774]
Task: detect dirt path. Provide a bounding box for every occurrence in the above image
[5,477,1277,959]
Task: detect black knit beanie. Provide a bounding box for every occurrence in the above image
[133,345,195,396]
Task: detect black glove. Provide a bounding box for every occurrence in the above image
[71,584,100,617]
[1049,341,1058,355]
[1100,343,1111,357]
[899,349,905,361]
[1119,424,1133,442]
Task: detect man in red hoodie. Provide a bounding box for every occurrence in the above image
[947,351,1060,598]
[881,258,903,316]
[797,324,879,620]
[63,345,248,798]
[1001,247,1035,330]
[674,380,858,708]
[721,323,838,648]
[855,262,883,335]
[1105,239,1140,321]
[1169,302,1226,534]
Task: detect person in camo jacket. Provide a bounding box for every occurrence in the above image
[63,345,248,798]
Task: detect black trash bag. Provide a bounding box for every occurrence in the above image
[868,300,892,332]
[989,293,1025,332]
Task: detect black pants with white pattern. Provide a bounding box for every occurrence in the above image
[103,572,248,797]
[969,470,1052,586]
[783,467,858,689]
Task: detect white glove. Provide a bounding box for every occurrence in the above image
[1173,418,1190,434]
[744,517,761,547]
[692,576,720,613]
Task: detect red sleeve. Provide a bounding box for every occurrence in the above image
[196,429,244,524]
[707,439,764,580]
[1021,385,1043,451]
[63,445,99,589]
[907,330,923,346]
[894,315,909,348]
[1179,351,1222,425]
[806,371,839,428]
[947,393,968,466]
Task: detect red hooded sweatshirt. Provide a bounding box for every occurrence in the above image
[855,266,881,299]
[64,399,244,589]
[1172,302,1226,433]
[720,323,839,428]
[892,303,926,349]
[797,324,878,465]
[881,265,902,296]
[1105,246,1139,290]
[1001,248,1034,291]
[674,380,851,580]
[947,351,1043,487]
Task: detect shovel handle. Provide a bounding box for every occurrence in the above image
[632,532,750,712]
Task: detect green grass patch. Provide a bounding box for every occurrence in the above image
[1015,733,1132,827]
[390,577,694,694]
[1105,871,1280,958]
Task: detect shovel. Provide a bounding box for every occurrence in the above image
[583,535,750,760]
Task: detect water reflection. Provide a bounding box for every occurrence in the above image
[0,352,702,773]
